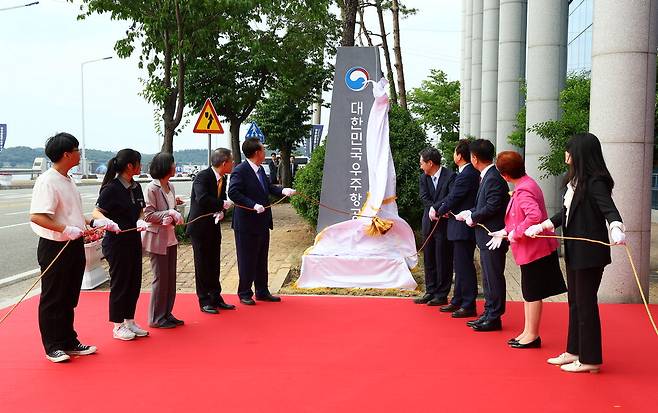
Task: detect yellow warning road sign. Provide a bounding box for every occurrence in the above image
[193,98,224,134]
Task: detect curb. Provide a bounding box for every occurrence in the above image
[0,269,40,289]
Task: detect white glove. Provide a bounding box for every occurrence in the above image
[254,204,265,214]
[167,209,183,224]
[223,200,234,210]
[162,215,174,226]
[93,218,121,233]
[610,226,626,245]
[213,211,224,224]
[486,229,507,250]
[508,230,516,243]
[62,225,84,240]
[455,210,472,222]
[282,188,296,197]
[428,206,437,221]
[525,224,544,238]
[136,219,148,232]
[465,214,475,227]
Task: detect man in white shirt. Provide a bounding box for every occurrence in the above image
[29,132,118,362]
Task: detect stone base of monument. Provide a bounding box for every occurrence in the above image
[298,255,417,290]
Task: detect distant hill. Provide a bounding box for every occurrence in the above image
[0,146,209,168]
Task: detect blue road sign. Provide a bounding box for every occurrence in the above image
[245,121,265,143]
[0,124,6,153]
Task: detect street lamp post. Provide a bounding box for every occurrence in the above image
[80,56,112,177]
[0,2,39,12]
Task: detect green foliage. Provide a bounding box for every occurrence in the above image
[290,142,325,227]
[388,105,430,230]
[507,80,527,148]
[407,69,460,169]
[530,72,591,177]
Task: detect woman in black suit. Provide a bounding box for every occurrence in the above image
[525,133,625,373]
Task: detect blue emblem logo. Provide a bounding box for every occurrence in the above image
[345,67,369,92]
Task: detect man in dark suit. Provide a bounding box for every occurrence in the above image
[415,147,455,306]
[267,152,279,184]
[186,148,236,314]
[228,138,296,305]
[455,139,509,332]
[435,139,480,318]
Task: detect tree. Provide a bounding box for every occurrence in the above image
[375,0,398,104]
[76,0,234,153]
[389,0,415,109]
[186,0,338,163]
[337,0,359,46]
[408,69,460,168]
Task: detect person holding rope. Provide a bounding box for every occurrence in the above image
[142,152,185,328]
[186,148,235,314]
[93,149,149,341]
[487,151,566,349]
[525,133,625,373]
[455,139,509,332]
[228,138,295,305]
[29,132,118,362]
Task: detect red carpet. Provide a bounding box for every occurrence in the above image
[0,293,657,412]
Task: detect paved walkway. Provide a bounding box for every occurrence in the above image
[93,203,657,304]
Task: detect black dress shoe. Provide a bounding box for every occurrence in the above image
[510,336,541,349]
[240,298,256,305]
[507,337,519,345]
[439,303,460,313]
[451,308,477,318]
[427,297,448,306]
[413,294,433,304]
[200,305,219,314]
[167,314,184,326]
[466,315,487,327]
[217,302,236,310]
[472,318,502,332]
[255,294,281,302]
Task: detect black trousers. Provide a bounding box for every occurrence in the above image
[235,230,270,299]
[566,266,604,364]
[106,234,142,323]
[422,233,453,300]
[37,237,85,354]
[479,246,507,320]
[450,240,477,310]
[190,233,223,307]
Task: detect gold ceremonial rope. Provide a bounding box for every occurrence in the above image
[446,211,658,337]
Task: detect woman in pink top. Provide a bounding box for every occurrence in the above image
[488,151,566,349]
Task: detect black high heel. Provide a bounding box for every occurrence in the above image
[510,336,541,349]
[507,337,519,345]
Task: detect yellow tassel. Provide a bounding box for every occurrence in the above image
[365,216,394,236]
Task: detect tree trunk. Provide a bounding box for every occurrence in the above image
[229,119,242,164]
[376,0,398,105]
[278,147,292,188]
[357,3,373,47]
[340,0,359,46]
[390,0,407,109]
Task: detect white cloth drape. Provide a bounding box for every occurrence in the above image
[298,78,418,290]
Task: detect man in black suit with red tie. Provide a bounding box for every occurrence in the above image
[455,139,510,332]
[435,139,480,318]
[228,138,296,305]
[415,147,455,306]
[186,148,236,314]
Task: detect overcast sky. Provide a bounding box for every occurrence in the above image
[1,0,461,154]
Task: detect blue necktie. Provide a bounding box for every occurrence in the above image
[257,168,267,191]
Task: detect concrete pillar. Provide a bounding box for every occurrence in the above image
[461,0,473,138]
[495,0,526,153]
[525,0,567,217]
[590,0,657,303]
[470,0,483,138]
[460,2,466,138]
[480,0,499,144]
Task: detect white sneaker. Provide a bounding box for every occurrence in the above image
[113,324,136,341]
[125,320,149,337]
[547,352,579,365]
[560,360,601,373]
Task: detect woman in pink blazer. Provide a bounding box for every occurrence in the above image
[143,153,185,329]
[488,151,566,349]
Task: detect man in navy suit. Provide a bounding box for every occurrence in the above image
[455,139,509,332]
[228,138,296,305]
[435,139,480,318]
[415,147,455,306]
